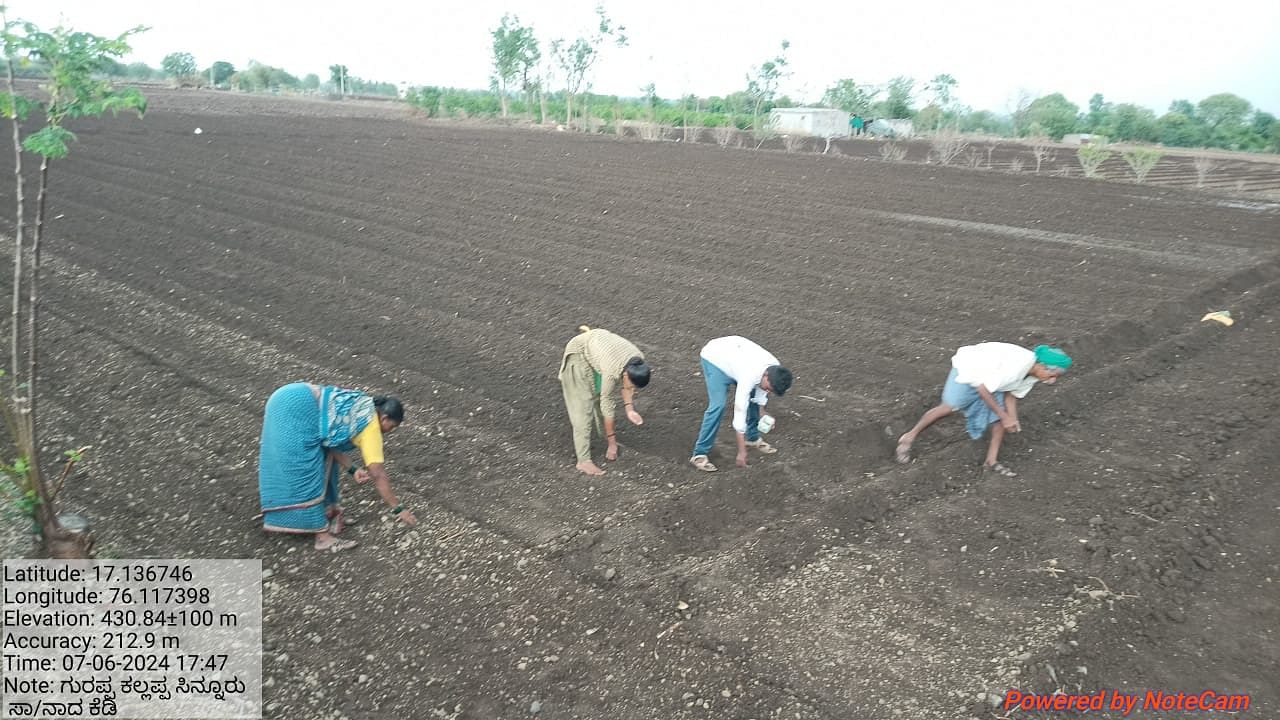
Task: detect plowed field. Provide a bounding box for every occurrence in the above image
[6,88,1279,719]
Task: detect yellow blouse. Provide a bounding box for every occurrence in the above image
[350,419,385,466]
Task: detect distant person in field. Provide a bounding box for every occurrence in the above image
[850,114,865,137]
[894,343,1073,476]
[558,326,652,476]
[690,336,794,472]
[258,383,417,552]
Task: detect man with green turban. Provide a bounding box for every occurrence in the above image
[894,342,1073,476]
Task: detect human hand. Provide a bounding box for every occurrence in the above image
[605,441,619,461]
[353,468,371,484]
[1001,415,1020,432]
[626,407,644,425]
[397,509,418,527]
[736,451,748,468]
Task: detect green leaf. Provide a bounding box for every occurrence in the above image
[22,125,76,159]
[0,92,39,121]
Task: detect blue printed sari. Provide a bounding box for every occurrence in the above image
[257,383,375,533]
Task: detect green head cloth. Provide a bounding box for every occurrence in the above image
[1034,344,1073,371]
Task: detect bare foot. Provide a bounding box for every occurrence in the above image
[575,460,606,475]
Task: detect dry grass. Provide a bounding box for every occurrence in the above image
[930,129,968,166]
[880,142,908,162]
[712,125,736,148]
[781,134,806,153]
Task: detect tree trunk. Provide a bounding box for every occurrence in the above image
[25,159,86,559]
[7,56,24,399]
[28,158,46,424]
[498,81,509,118]
[538,89,548,125]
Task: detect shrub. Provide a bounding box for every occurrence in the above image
[1077,139,1113,178]
[1121,147,1162,183]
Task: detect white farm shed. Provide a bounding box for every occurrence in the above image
[769,107,849,138]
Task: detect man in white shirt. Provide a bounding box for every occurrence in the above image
[894,342,1073,476]
[690,336,794,472]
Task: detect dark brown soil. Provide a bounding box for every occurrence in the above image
[4,87,1278,719]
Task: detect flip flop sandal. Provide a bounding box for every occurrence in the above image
[746,440,778,454]
[983,462,1018,477]
[316,538,359,553]
[689,455,718,472]
[894,440,913,464]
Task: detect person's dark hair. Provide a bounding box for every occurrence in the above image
[373,396,405,424]
[765,365,793,396]
[625,357,651,389]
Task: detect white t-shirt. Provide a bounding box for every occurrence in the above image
[951,342,1038,398]
[701,336,778,433]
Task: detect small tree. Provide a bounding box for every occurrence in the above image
[552,5,626,129]
[878,76,916,119]
[1076,138,1113,178]
[927,73,957,108]
[1192,155,1217,188]
[1121,147,1162,183]
[752,115,778,149]
[1029,136,1056,174]
[820,78,876,114]
[747,40,789,130]
[491,14,539,119]
[2,15,146,556]
[328,64,348,96]
[160,51,196,81]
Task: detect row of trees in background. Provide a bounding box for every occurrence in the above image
[10,10,1275,153]
[1002,91,1276,152]
[481,10,1278,153]
[56,52,403,97]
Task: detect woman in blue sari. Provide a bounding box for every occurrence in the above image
[258,382,417,552]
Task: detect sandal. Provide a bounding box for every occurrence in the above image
[745,439,777,454]
[894,439,913,464]
[983,462,1018,477]
[689,454,718,472]
[315,538,358,552]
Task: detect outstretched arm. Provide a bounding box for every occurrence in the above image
[366,463,417,526]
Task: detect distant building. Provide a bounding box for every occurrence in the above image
[769,108,850,138]
[1061,133,1097,145]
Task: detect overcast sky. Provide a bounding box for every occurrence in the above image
[12,0,1280,116]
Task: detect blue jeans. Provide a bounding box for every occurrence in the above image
[693,358,760,456]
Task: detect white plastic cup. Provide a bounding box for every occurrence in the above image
[758,414,775,434]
